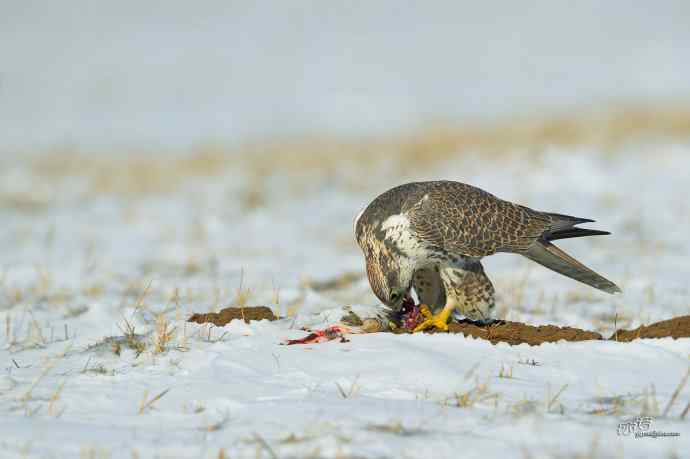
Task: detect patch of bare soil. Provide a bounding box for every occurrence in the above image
[609,315,690,342]
[188,306,277,326]
[439,315,690,346]
[187,306,690,347]
[443,320,603,346]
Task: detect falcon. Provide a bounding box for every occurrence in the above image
[354,181,621,332]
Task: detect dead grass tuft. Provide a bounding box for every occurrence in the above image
[443,378,499,408]
[498,365,514,379]
[116,317,148,357]
[233,270,252,309]
[588,385,660,417]
[152,314,176,354]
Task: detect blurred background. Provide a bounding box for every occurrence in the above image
[2,0,690,153]
[2,1,690,333]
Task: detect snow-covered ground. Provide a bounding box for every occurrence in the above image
[1,142,689,458]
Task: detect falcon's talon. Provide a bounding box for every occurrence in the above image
[412,307,451,333]
[418,304,432,319]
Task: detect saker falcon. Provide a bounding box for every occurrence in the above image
[354,181,621,332]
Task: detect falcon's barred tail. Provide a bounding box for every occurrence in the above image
[523,241,621,294]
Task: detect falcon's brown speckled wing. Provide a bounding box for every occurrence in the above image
[406,181,551,257]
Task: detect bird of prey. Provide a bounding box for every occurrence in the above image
[354,181,621,332]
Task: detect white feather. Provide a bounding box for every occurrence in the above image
[380,213,410,231]
[380,213,429,260]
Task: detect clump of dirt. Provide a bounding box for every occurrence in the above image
[188,306,277,326]
[609,315,690,342]
[188,305,690,347]
[436,315,690,346]
[434,320,603,346]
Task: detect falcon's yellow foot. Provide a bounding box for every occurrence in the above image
[413,305,452,333]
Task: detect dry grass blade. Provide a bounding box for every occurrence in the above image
[117,316,135,338]
[47,380,66,417]
[662,367,690,417]
[200,412,231,432]
[133,279,153,313]
[680,401,690,420]
[28,311,46,347]
[252,433,278,459]
[5,315,13,347]
[335,375,360,399]
[335,382,347,398]
[138,388,171,415]
[81,356,93,373]
[464,362,480,380]
[548,384,569,410]
[547,384,569,412]
[335,382,349,399]
[20,362,55,404]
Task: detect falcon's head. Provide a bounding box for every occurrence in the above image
[364,252,414,310]
[355,211,414,310]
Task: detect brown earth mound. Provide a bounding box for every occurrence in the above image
[187,306,690,347]
[439,315,690,346]
[443,320,603,346]
[188,306,277,326]
[609,315,690,342]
